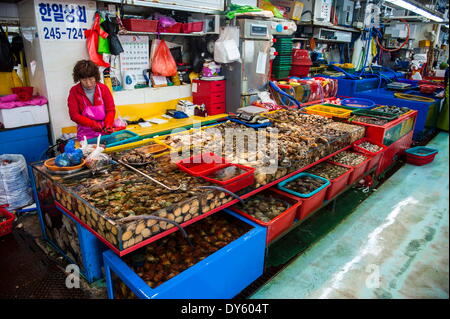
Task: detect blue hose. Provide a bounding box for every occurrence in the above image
[269,81,302,108]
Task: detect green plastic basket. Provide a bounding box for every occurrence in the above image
[272,70,291,79]
[352,109,399,121]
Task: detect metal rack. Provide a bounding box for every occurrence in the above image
[96,0,224,14]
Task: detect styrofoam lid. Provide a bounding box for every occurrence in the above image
[237,106,268,114]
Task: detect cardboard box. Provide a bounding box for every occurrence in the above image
[419,40,431,48]
[270,0,304,21]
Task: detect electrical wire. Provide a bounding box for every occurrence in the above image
[375,19,410,52]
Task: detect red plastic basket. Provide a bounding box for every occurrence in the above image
[201,164,255,193]
[182,21,204,33]
[352,138,387,172]
[0,205,15,237]
[323,163,354,201]
[176,152,228,176]
[159,22,182,33]
[419,84,439,94]
[328,151,371,185]
[296,185,329,220]
[122,19,158,32]
[229,188,302,244]
[12,86,33,101]
[290,65,311,77]
[405,153,438,166]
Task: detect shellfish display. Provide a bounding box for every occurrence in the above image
[233,194,290,223]
[32,109,366,250]
[331,151,368,167]
[114,212,250,295]
[357,141,383,153]
[283,175,327,195]
[306,162,350,181]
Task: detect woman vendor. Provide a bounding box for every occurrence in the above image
[68,59,116,141]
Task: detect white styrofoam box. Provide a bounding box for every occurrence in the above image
[0,104,49,129]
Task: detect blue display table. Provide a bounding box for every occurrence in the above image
[0,124,51,162]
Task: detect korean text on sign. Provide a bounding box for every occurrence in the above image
[38,3,87,23]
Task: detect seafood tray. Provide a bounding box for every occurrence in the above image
[104,209,266,299]
[306,162,353,201]
[153,125,223,157]
[31,158,234,253]
[277,173,330,220]
[350,115,390,126]
[373,105,411,116]
[352,138,387,172]
[229,188,302,244]
[87,130,140,148]
[328,149,371,185]
[201,164,256,193]
[176,152,228,176]
[352,109,399,121]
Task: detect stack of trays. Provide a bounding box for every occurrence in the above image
[272,37,293,79]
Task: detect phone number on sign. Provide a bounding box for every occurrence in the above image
[43,27,87,40]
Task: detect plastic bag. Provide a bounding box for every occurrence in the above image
[80,136,97,157]
[84,12,110,68]
[214,26,241,64]
[154,13,176,29]
[55,140,83,167]
[85,138,111,172]
[0,154,33,209]
[151,40,177,77]
[258,0,283,19]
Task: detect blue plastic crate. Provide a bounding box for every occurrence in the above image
[87,130,140,148]
[0,124,51,163]
[103,209,266,299]
[405,146,438,157]
[277,172,331,198]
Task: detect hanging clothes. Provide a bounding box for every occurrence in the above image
[84,12,110,67]
[0,26,14,72]
[100,15,124,56]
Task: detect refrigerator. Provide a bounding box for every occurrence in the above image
[223,18,272,113]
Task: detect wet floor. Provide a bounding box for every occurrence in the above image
[251,132,449,299]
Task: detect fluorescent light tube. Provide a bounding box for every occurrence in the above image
[385,0,444,22]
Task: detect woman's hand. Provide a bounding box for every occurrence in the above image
[103,126,114,135]
[92,122,104,132]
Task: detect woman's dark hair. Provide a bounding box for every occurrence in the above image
[72,60,100,83]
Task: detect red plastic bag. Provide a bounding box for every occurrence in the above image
[151,40,177,76]
[84,13,110,68]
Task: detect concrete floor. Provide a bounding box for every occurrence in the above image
[252,132,449,299]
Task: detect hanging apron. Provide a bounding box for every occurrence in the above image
[77,85,106,141]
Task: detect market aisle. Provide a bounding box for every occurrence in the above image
[251,132,449,299]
